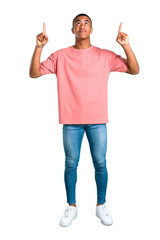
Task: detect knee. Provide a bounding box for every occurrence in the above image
[93,156,106,170]
[65,156,78,170]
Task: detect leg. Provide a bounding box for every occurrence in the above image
[85,124,108,205]
[62,124,84,205]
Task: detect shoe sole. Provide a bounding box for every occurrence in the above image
[96,212,113,226]
[59,212,78,227]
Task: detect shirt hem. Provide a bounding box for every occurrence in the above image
[58,121,109,124]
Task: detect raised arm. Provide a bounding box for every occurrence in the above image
[29,22,49,78]
[116,22,139,75]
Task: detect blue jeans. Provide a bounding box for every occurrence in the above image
[62,124,108,205]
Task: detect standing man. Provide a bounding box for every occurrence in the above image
[29,13,139,227]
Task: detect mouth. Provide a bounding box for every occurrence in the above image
[80,30,86,32]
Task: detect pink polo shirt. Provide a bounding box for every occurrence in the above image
[40,45,128,124]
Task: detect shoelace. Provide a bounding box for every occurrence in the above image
[64,207,75,218]
[98,204,109,216]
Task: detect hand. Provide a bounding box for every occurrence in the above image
[36,22,49,47]
[116,22,129,46]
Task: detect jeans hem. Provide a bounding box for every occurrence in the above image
[67,201,76,205]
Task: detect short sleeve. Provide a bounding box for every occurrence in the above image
[40,52,57,75]
[110,51,128,73]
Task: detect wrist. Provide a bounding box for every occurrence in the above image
[36,45,43,49]
[121,43,130,49]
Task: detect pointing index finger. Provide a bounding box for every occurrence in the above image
[118,22,122,34]
[43,22,47,35]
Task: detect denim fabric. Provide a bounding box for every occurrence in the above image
[62,124,108,205]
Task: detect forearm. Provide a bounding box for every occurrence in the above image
[122,44,139,74]
[29,45,43,77]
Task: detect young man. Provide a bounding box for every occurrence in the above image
[29,13,139,227]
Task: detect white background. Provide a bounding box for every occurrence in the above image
[0,0,160,239]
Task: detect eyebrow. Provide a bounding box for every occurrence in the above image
[75,19,90,24]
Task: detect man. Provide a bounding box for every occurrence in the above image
[29,13,139,227]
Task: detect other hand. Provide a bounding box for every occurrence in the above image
[116,22,129,46]
[36,22,49,47]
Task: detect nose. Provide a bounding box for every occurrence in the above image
[80,23,86,29]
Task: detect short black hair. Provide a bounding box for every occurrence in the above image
[72,13,92,28]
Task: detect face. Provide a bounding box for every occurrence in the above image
[71,16,93,39]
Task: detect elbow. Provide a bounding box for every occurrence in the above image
[127,66,140,75]
[133,66,140,75]
[29,73,34,78]
[29,69,35,78]
[29,74,37,78]
[132,70,139,75]
[134,67,140,75]
[29,70,41,78]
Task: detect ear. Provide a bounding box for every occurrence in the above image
[71,28,75,34]
[90,28,93,34]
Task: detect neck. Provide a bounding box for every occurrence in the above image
[73,39,91,49]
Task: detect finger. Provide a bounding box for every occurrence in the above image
[42,34,48,41]
[43,22,47,35]
[37,32,43,38]
[118,22,122,34]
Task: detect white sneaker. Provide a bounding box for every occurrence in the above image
[59,205,78,227]
[96,203,113,226]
